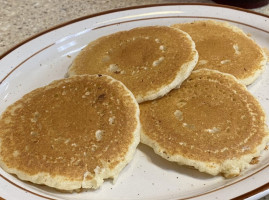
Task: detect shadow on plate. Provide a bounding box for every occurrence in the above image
[138,143,216,181]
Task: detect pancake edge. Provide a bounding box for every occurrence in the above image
[134,27,198,103]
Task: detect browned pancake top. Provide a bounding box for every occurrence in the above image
[172,21,265,81]
[140,69,267,163]
[0,75,138,182]
[68,26,196,101]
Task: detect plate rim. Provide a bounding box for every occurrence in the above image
[232,182,269,200]
[0,2,268,59]
[0,3,269,200]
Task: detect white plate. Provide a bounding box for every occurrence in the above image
[0,3,268,200]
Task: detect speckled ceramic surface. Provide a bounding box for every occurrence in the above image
[0,4,268,200]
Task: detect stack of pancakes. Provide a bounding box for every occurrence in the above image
[0,20,268,191]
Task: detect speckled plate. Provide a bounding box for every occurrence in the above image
[0,3,269,200]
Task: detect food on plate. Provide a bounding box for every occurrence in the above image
[140,69,269,177]
[67,26,198,103]
[172,20,267,85]
[0,20,268,194]
[0,75,140,190]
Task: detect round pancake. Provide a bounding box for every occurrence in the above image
[0,75,140,190]
[172,20,267,85]
[67,26,198,103]
[140,69,269,177]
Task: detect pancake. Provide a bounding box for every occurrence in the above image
[67,26,198,103]
[172,20,267,85]
[0,75,140,190]
[140,69,269,177]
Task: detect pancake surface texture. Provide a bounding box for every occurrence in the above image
[172,20,267,85]
[0,75,140,190]
[68,26,198,103]
[140,69,269,177]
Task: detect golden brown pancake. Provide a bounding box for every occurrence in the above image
[140,69,269,177]
[172,20,267,85]
[0,75,140,190]
[67,26,198,103]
